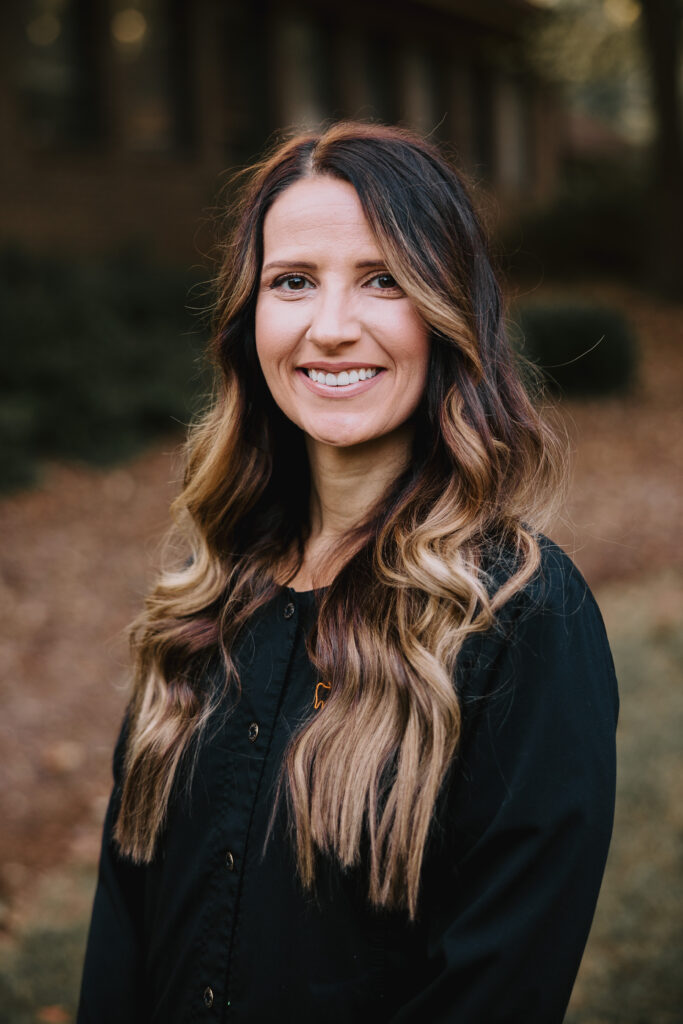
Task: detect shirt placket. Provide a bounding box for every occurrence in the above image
[192,591,304,1021]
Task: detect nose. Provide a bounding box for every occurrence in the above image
[305,287,362,349]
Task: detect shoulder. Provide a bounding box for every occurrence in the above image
[478,533,608,645]
[459,535,619,721]
[517,537,616,681]
[449,536,618,841]
[520,534,597,620]
[483,533,594,623]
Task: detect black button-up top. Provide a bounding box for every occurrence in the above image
[78,541,619,1023]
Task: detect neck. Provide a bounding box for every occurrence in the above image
[286,425,413,590]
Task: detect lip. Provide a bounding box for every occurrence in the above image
[297,361,384,372]
[297,367,385,398]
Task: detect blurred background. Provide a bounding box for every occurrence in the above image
[0,1,681,1021]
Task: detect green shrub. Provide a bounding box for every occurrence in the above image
[511,300,638,397]
[0,246,212,492]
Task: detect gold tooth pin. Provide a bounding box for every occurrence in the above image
[314,681,332,709]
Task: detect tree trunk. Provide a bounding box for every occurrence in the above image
[638,0,683,295]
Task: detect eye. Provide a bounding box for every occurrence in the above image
[367,272,400,290]
[271,273,313,291]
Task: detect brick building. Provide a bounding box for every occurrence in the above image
[0,0,561,260]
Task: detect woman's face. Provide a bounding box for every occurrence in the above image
[254,176,430,450]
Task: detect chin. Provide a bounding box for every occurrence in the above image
[301,415,375,449]
[310,431,371,449]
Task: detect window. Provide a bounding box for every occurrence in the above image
[273,14,327,129]
[399,47,438,133]
[495,75,533,191]
[110,0,175,151]
[19,0,101,149]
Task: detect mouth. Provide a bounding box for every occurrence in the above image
[297,365,385,396]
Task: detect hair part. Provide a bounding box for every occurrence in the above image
[114,121,564,919]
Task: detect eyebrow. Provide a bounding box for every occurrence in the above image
[261,259,386,273]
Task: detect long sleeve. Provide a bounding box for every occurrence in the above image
[392,548,619,1023]
[78,715,147,1023]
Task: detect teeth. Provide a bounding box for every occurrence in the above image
[307,368,378,387]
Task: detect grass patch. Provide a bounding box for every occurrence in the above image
[0,923,89,1023]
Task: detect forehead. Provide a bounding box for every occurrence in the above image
[261,176,380,257]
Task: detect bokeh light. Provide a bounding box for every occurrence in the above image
[26,13,61,47]
[111,8,148,48]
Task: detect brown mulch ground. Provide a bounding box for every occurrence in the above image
[537,281,683,588]
[0,448,181,922]
[0,281,681,1017]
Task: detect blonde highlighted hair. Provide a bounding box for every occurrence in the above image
[114,122,563,919]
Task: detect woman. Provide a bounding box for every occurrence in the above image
[78,122,618,1023]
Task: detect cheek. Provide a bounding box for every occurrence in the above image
[254,302,285,380]
[253,301,271,360]
[255,301,306,382]
[395,321,430,386]
[379,306,429,362]
[402,335,431,414]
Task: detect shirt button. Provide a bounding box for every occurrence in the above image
[203,986,214,1008]
[283,601,295,619]
[248,721,259,742]
[225,850,235,870]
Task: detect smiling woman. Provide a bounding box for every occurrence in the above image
[255,176,429,454]
[78,123,618,1024]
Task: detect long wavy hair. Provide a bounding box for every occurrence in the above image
[114,122,563,919]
